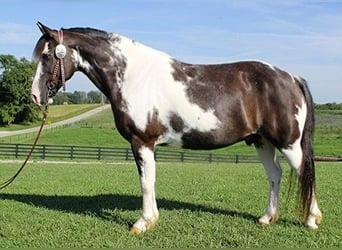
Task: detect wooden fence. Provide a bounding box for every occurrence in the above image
[0,143,340,163]
[0,143,261,163]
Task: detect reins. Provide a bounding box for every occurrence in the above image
[0,106,48,190]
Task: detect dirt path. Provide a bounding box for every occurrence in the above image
[0,104,111,138]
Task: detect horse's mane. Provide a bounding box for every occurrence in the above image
[63,27,111,46]
[63,27,108,37]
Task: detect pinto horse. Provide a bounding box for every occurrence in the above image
[31,22,322,233]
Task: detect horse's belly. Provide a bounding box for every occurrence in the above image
[156,128,237,150]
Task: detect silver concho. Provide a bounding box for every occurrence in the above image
[55,44,66,59]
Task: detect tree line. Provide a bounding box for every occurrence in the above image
[314,102,342,110]
[0,54,341,126]
[52,91,107,105]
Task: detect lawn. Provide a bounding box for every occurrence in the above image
[0,161,340,248]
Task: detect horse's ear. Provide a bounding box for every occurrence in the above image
[37,22,58,40]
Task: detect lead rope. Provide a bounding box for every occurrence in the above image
[0,106,48,190]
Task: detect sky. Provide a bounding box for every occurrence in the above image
[0,0,341,103]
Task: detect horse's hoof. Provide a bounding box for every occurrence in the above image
[130,226,142,235]
[315,212,323,225]
[258,213,278,226]
[130,217,158,234]
[306,212,322,230]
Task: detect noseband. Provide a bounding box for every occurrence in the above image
[47,30,66,98]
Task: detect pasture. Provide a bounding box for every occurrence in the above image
[0,161,341,248]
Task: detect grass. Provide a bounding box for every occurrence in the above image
[0,161,340,247]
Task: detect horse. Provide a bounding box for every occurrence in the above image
[31,22,322,234]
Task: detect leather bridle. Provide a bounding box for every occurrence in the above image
[47,29,66,98]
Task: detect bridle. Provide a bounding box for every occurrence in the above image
[47,29,66,98]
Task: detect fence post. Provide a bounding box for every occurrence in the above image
[125,148,129,161]
[70,146,74,160]
[97,147,101,160]
[15,144,19,158]
[180,152,184,162]
[235,155,239,164]
[42,145,46,159]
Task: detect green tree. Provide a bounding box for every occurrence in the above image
[0,54,40,126]
[69,91,87,104]
[87,90,102,103]
[53,92,70,105]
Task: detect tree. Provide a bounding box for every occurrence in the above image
[53,92,70,105]
[69,91,87,104]
[0,54,40,126]
[87,90,102,104]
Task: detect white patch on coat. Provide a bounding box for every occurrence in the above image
[155,130,183,146]
[31,61,43,104]
[41,41,50,55]
[113,35,221,135]
[281,99,307,170]
[72,49,92,72]
[31,42,50,104]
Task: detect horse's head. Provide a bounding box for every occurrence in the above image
[31,22,77,106]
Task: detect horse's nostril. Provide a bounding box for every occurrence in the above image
[31,94,39,105]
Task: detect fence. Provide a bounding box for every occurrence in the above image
[0,143,340,163]
[0,143,261,163]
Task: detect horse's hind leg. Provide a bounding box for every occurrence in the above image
[256,138,282,225]
[130,144,159,234]
[281,145,322,229]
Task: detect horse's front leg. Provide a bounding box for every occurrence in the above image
[130,144,159,234]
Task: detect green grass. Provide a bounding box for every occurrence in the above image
[0,161,340,247]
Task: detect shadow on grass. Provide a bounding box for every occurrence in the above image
[0,192,283,228]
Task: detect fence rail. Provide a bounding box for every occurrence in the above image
[0,143,340,163]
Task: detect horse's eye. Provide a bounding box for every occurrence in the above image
[42,53,51,60]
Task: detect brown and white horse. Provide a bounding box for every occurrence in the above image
[31,22,322,233]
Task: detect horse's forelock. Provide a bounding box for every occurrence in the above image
[32,35,49,61]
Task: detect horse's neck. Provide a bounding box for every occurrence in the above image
[74,32,174,108]
[116,35,173,81]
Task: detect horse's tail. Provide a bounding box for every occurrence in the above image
[296,77,316,221]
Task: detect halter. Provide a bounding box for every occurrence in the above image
[47,29,66,98]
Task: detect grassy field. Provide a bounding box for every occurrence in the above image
[0,161,340,247]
